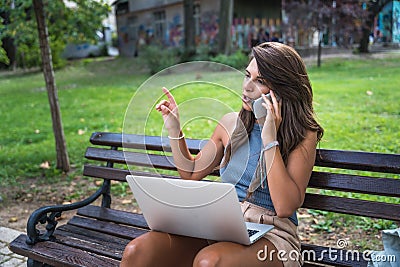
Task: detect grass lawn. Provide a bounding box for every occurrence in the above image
[0,53,399,237]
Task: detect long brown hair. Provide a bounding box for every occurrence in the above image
[222,42,324,197]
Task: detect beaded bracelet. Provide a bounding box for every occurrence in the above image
[168,133,185,140]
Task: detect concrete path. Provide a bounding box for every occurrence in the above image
[0,227,27,267]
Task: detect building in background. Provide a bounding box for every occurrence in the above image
[375,0,400,44]
[112,0,400,57]
[112,0,282,57]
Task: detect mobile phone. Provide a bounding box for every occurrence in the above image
[252,93,278,119]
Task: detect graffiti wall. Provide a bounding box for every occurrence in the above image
[377,1,400,43]
[393,1,400,43]
[114,1,283,56]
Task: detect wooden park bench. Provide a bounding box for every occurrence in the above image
[9,131,400,266]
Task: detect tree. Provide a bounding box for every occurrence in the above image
[358,0,392,53]
[218,0,233,55]
[183,0,196,59]
[33,0,69,172]
[0,17,9,65]
[283,0,335,66]
[0,0,110,68]
[284,0,393,54]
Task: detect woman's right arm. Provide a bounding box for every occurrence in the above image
[155,87,232,180]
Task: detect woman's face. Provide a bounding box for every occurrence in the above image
[242,58,270,111]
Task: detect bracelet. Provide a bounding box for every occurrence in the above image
[168,133,185,140]
[262,141,279,152]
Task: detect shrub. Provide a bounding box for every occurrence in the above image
[140,45,180,74]
[210,50,249,70]
[16,36,66,70]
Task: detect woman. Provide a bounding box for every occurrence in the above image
[121,42,324,267]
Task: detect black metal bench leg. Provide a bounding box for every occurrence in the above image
[101,179,111,208]
[27,258,51,267]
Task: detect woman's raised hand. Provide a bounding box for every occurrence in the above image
[261,90,282,142]
[155,87,181,132]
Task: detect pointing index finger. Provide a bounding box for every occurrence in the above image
[162,87,177,105]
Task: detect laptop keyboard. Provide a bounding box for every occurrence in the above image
[247,229,259,237]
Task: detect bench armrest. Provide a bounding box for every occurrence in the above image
[26,182,109,245]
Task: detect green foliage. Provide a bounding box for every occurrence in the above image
[190,44,215,61]
[111,181,130,197]
[0,0,110,69]
[0,42,9,65]
[49,35,67,69]
[0,17,9,65]
[210,50,249,69]
[140,45,180,74]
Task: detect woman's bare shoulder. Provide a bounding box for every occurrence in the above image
[219,112,238,129]
[212,112,238,144]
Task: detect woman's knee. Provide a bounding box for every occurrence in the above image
[122,239,143,258]
[193,249,222,267]
[121,233,159,264]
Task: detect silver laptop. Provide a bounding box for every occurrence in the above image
[126,175,274,245]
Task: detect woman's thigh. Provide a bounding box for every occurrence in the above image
[193,238,285,267]
[121,231,209,267]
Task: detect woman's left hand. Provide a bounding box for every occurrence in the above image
[261,90,282,142]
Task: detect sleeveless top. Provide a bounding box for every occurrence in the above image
[220,124,298,225]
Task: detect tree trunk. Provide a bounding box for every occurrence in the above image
[317,32,322,67]
[218,0,233,55]
[183,0,196,60]
[358,0,392,53]
[359,26,370,53]
[33,0,70,172]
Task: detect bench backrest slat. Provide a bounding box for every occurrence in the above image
[85,147,176,170]
[90,132,204,154]
[90,132,400,173]
[308,171,400,197]
[303,193,399,220]
[316,149,400,174]
[83,165,180,182]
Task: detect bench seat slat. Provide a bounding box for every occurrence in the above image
[9,234,120,267]
[309,171,400,197]
[301,244,368,267]
[77,205,149,229]
[302,263,337,267]
[55,224,130,260]
[303,193,399,220]
[68,216,149,239]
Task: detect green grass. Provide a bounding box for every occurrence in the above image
[0,57,148,183]
[309,57,400,153]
